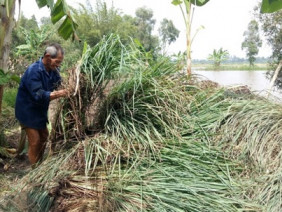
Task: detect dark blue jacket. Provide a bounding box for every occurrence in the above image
[15,58,61,129]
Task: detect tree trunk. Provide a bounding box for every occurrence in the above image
[0,85,3,118]
[268,60,282,96]
[185,1,192,77]
[0,0,16,120]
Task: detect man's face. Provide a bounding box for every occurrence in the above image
[46,51,64,71]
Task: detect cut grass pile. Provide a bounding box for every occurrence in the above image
[1,34,281,212]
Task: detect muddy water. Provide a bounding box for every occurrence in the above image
[193,70,282,102]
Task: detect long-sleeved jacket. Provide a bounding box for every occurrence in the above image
[15,58,61,129]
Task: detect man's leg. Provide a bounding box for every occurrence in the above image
[38,128,49,161]
[25,128,48,166]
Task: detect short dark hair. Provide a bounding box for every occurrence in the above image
[44,43,64,58]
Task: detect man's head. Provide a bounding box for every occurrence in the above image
[42,43,64,71]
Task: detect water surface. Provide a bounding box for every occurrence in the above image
[193,70,282,101]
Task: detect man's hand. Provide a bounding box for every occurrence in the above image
[50,89,69,101]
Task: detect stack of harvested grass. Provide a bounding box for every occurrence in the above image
[2,34,281,211]
[214,99,282,211]
[183,87,282,211]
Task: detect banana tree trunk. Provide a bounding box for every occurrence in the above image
[0,0,16,120]
[185,1,192,76]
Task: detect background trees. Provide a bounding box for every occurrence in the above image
[159,18,180,53]
[255,5,282,88]
[134,7,159,53]
[73,3,180,57]
[241,20,262,66]
[74,0,137,47]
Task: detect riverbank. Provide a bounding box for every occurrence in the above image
[192,63,269,71]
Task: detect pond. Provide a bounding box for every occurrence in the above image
[193,70,282,102]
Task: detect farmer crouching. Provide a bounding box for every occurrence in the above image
[15,43,68,167]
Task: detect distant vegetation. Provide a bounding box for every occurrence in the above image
[192,56,270,70]
[193,56,270,65]
[254,3,282,88]
[241,20,262,66]
[207,48,229,69]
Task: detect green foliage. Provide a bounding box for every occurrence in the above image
[3,87,17,108]
[0,69,10,85]
[11,14,39,63]
[72,1,177,57]
[73,1,137,47]
[171,0,210,7]
[261,0,282,13]
[108,140,258,211]
[207,48,229,68]
[11,15,39,49]
[0,69,20,86]
[134,7,159,53]
[255,4,282,88]
[16,25,53,61]
[10,14,82,73]
[36,0,77,40]
[158,18,180,52]
[241,20,262,66]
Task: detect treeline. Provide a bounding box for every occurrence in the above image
[193,56,270,64]
[9,0,180,74]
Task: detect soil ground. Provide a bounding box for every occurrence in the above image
[0,155,30,198]
[0,101,58,202]
[0,126,31,202]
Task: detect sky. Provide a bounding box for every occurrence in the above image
[19,0,272,60]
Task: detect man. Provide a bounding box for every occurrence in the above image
[15,43,68,166]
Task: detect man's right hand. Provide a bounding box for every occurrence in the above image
[50,89,69,101]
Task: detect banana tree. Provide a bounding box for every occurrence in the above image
[0,0,78,120]
[207,48,229,69]
[171,0,209,76]
[261,0,282,13]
